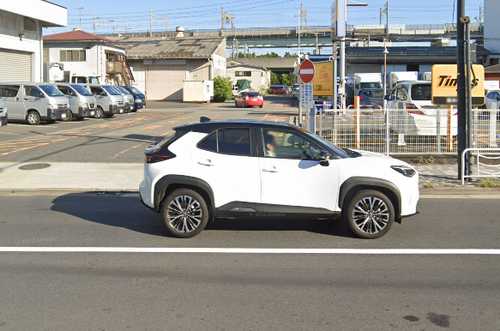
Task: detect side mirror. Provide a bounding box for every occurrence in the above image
[319,152,330,167]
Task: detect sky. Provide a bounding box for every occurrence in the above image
[46,0,484,34]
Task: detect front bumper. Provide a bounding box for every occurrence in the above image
[0,116,7,127]
[109,104,125,114]
[45,108,68,121]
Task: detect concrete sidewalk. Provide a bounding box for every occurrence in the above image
[0,162,142,191]
[0,161,496,194]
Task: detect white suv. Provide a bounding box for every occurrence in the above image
[139,118,419,239]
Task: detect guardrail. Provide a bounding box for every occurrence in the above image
[461,148,500,185]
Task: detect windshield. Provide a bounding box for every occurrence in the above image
[128,86,143,95]
[411,84,431,101]
[103,86,122,96]
[360,82,382,89]
[39,85,65,97]
[118,86,132,95]
[70,84,93,96]
[304,131,355,159]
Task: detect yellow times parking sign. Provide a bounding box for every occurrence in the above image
[431,64,485,105]
[312,61,333,96]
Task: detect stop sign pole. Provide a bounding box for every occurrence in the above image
[298,59,315,127]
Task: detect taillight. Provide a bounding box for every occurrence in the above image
[245,96,249,101]
[145,149,176,164]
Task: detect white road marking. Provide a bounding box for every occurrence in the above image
[0,247,499,255]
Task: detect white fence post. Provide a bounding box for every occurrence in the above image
[489,109,497,148]
[385,108,390,155]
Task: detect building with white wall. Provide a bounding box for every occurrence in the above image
[118,37,226,101]
[227,61,271,92]
[43,29,133,85]
[0,1,67,82]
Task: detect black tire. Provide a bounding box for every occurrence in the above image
[66,110,73,121]
[26,110,41,125]
[343,189,395,239]
[161,188,209,238]
[95,107,105,119]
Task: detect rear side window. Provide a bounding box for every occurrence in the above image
[219,128,251,156]
[198,131,218,153]
[0,85,20,97]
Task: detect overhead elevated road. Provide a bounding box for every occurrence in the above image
[109,23,484,49]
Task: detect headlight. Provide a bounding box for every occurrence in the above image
[136,99,143,103]
[391,165,416,177]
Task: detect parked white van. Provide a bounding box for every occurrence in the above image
[0,99,7,127]
[386,80,457,136]
[0,83,69,125]
[56,83,97,120]
[88,85,125,118]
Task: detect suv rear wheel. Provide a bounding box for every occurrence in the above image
[161,188,209,238]
[344,189,395,239]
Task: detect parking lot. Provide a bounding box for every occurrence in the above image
[0,102,290,163]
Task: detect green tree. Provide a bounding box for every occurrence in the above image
[213,76,233,102]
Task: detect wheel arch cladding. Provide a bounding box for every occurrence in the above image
[154,175,215,213]
[339,177,401,219]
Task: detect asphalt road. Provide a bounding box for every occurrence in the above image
[0,194,499,330]
[0,104,287,164]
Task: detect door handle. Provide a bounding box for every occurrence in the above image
[198,159,214,167]
[262,168,278,173]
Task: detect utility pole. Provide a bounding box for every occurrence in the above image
[149,9,154,38]
[220,7,224,36]
[77,7,84,29]
[457,0,472,179]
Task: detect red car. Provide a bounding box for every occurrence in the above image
[268,84,289,95]
[234,92,264,108]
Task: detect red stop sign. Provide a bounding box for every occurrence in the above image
[299,59,315,83]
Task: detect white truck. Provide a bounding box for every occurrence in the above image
[388,71,419,91]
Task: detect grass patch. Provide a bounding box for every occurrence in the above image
[478,178,500,188]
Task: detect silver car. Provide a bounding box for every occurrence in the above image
[116,86,135,112]
[57,83,97,120]
[88,85,125,118]
[0,99,7,127]
[0,83,68,125]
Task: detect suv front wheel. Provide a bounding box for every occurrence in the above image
[343,189,395,239]
[161,188,209,238]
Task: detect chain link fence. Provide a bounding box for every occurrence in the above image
[298,108,500,155]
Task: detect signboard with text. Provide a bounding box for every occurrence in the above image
[312,61,333,96]
[431,64,485,105]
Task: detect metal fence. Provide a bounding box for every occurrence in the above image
[299,108,500,155]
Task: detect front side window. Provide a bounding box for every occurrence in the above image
[262,129,324,160]
[24,86,44,98]
[90,87,105,96]
[411,84,431,101]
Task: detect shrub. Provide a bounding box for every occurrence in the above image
[213,76,233,102]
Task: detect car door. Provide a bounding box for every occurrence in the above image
[191,127,261,209]
[0,85,23,120]
[258,127,339,211]
[23,85,45,114]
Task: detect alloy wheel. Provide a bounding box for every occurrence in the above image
[351,196,390,235]
[166,195,203,233]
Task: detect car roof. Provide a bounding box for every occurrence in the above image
[175,119,297,133]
